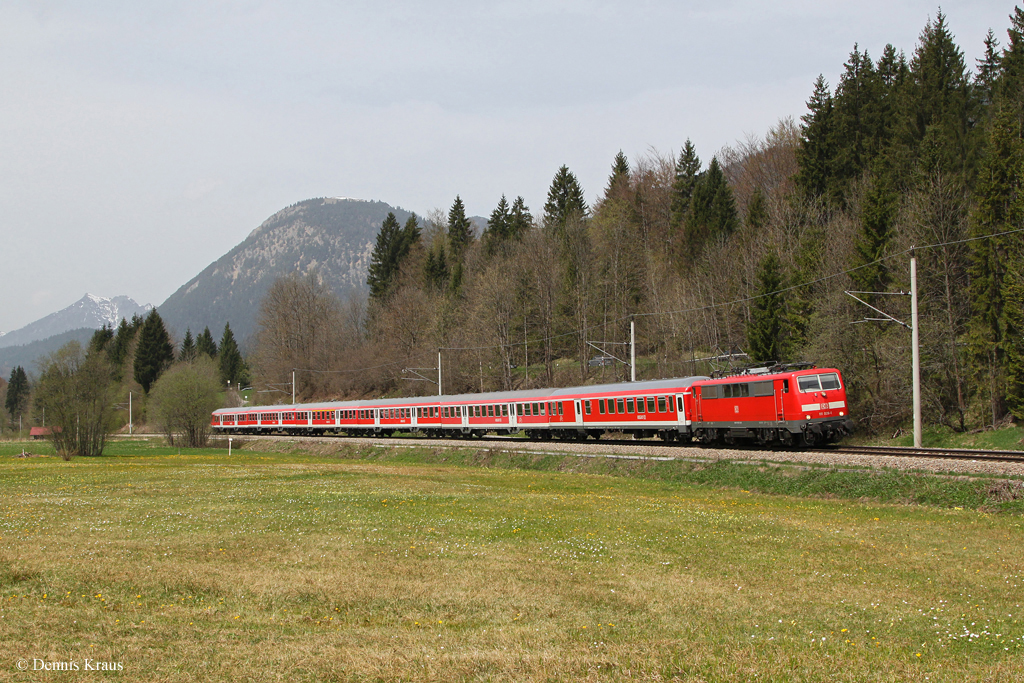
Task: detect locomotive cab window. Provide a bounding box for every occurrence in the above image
[798,375,822,392]
[819,373,841,390]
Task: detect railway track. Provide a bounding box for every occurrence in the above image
[209,431,1024,465]
[824,444,1024,463]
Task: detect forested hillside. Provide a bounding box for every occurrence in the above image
[251,8,1024,436]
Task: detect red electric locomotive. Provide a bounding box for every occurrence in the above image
[211,364,854,447]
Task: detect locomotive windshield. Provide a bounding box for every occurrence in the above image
[819,373,841,390]
[798,373,841,392]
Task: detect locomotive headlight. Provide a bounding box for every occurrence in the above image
[805,414,811,419]
[839,411,844,416]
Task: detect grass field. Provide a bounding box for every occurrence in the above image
[1,439,1023,681]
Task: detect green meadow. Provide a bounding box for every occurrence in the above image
[1,439,1022,681]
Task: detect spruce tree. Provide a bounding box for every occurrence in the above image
[508,196,532,240]
[745,187,769,231]
[218,323,246,387]
[367,212,403,301]
[795,75,837,200]
[196,327,218,359]
[424,242,450,292]
[89,324,114,354]
[975,29,1002,109]
[968,107,1023,422]
[898,11,976,178]
[670,140,701,229]
[133,309,174,393]
[997,7,1024,112]
[483,195,511,256]
[398,213,421,259]
[542,165,588,237]
[449,260,464,297]
[108,317,135,370]
[447,196,474,260]
[5,366,29,419]
[604,150,631,201]
[684,157,738,254]
[179,328,197,363]
[1005,246,1024,419]
[832,45,883,192]
[747,252,787,363]
[850,173,898,298]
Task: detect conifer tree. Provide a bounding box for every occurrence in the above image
[179,328,197,363]
[997,6,1024,111]
[449,260,464,297]
[968,107,1023,422]
[424,242,450,292]
[508,196,532,240]
[196,327,218,359]
[367,212,403,301]
[684,157,738,254]
[795,75,837,200]
[483,194,511,256]
[745,187,769,231]
[976,29,1002,109]
[850,174,898,298]
[543,165,588,237]
[899,11,976,177]
[5,366,29,420]
[604,150,631,201]
[447,196,474,261]
[89,324,114,354]
[218,323,246,387]
[832,45,883,190]
[399,214,422,259]
[108,317,136,370]
[670,140,701,229]
[1005,247,1024,419]
[133,309,174,393]
[747,252,787,363]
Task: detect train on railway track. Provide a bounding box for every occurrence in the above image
[212,363,854,447]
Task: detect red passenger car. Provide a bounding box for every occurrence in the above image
[212,365,853,447]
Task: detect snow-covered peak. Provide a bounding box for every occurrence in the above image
[0,294,154,349]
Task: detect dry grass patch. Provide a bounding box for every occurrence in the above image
[0,444,1022,681]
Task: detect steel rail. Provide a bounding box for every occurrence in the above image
[825,444,1024,463]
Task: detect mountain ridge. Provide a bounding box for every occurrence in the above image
[0,294,151,350]
[157,197,414,345]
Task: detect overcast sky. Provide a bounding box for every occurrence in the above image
[0,1,1017,332]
